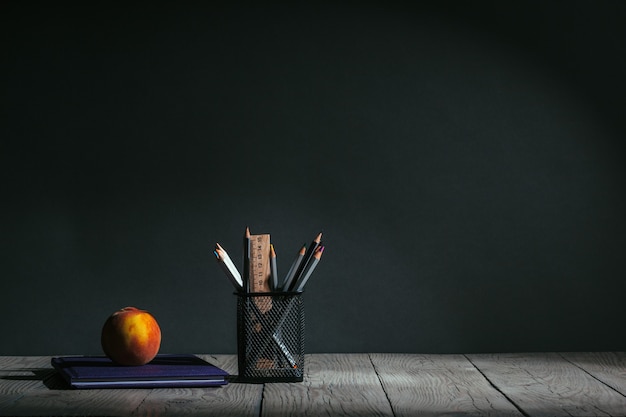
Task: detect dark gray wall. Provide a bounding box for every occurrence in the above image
[2,2,625,355]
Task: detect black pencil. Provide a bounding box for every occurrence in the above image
[280,243,306,291]
[289,232,322,291]
[293,246,324,292]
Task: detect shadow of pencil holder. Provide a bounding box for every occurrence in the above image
[236,292,305,383]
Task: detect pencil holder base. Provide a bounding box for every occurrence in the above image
[236,292,304,383]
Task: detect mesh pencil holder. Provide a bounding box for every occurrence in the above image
[236,292,305,383]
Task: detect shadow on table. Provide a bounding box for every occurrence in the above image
[1,368,70,390]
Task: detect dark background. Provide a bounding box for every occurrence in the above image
[1,1,625,355]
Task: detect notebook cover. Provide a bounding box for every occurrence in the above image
[51,354,229,389]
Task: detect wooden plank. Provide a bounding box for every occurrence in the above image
[467,352,626,417]
[0,355,258,417]
[3,353,624,416]
[561,352,626,397]
[2,388,151,416]
[0,356,56,407]
[370,353,523,416]
[262,353,394,417]
[0,355,151,416]
[133,354,263,417]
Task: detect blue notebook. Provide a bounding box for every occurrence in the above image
[51,354,229,389]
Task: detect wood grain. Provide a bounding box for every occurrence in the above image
[467,352,626,417]
[2,353,625,416]
[371,353,523,416]
[262,353,394,417]
[133,354,263,417]
[561,352,626,397]
[0,355,151,416]
[0,356,56,407]
[0,354,258,417]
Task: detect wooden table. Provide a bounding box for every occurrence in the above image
[1,353,625,416]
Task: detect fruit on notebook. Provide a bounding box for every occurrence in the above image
[101,306,161,366]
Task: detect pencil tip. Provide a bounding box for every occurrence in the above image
[245,227,250,237]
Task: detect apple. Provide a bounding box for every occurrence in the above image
[101,306,161,366]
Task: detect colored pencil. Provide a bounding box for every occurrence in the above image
[289,232,322,291]
[243,226,251,293]
[215,244,242,284]
[294,246,324,292]
[213,244,243,291]
[280,244,306,291]
[270,244,278,291]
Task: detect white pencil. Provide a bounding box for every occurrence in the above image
[214,243,243,291]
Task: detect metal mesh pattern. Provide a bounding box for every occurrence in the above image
[237,293,304,382]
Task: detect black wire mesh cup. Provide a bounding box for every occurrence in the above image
[236,292,304,383]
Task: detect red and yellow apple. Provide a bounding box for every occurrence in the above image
[101,306,161,366]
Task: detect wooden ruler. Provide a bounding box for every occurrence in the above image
[249,233,272,313]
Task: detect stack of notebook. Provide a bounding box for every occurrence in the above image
[51,354,229,389]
